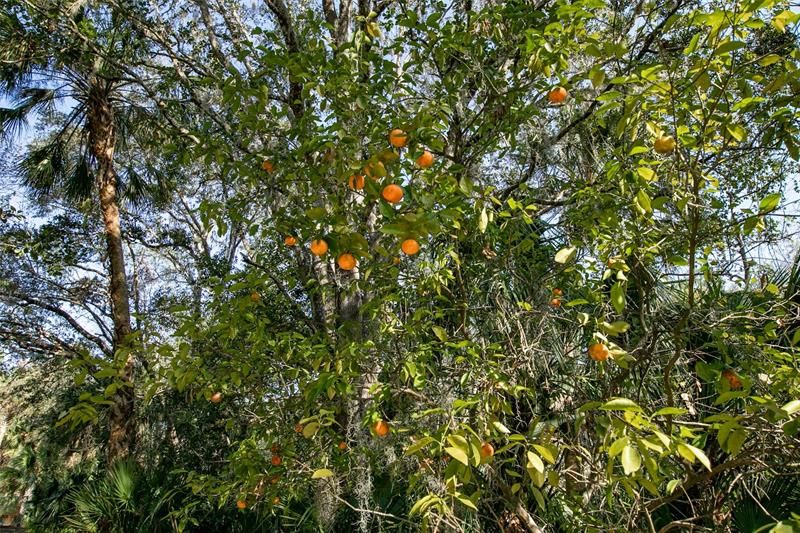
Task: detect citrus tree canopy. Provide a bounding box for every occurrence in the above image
[1,0,800,531]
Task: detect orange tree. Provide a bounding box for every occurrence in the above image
[119,0,800,530]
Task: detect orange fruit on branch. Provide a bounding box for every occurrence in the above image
[338,441,347,450]
[382,184,404,203]
[654,135,676,154]
[261,160,274,173]
[588,343,610,362]
[480,442,495,459]
[722,369,743,390]
[416,150,434,168]
[209,392,222,404]
[348,174,365,190]
[294,423,303,433]
[337,253,357,271]
[552,288,563,297]
[547,86,568,104]
[389,129,408,148]
[310,239,329,256]
[284,235,298,247]
[372,419,390,437]
[271,454,282,466]
[401,239,420,255]
[236,499,247,510]
[549,298,561,308]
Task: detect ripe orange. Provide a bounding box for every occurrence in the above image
[348,174,365,190]
[654,135,676,154]
[338,441,347,450]
[382,184,404,203]
[416,150,434,168]
[372,419,390,437]
[401,239,420,255]
[294,423,303,433]
[271,454,282,466]
[552,288,563,297]
[284,235,297,247]
[363,161,385,179]
[480,442,495,459]
[722,369,743,390]
[549,298,561,308]
[548,86,568,104]
[273,496,281,505]
[250,291,261,303]
[310,239,329,256]
[210,392,222,404]
[337,253,357,271]
[389,129,408,148]
[261,160,274,173]
[589,343,610,362]
[236,499,247,510]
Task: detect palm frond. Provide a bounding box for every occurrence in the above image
[0,87,57,141]
[0,12,49,96]
[17,140,66,198]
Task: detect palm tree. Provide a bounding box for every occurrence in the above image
[0,6,143,462]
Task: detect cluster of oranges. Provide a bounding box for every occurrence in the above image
[266,128,434,272]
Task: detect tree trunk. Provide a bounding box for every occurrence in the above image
[88,82,136,463]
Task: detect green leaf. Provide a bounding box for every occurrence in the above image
[781,400,800,415]
[601,398,642,412]
[677,443,711,471]
[409,494,437,516]
[637,167,655,181]
[554,246,577,264]
[478,207,488,233]
[653,407,688,417]
[621,445,642,475]
[305,207,327,220]
[302,422,319,438]
[713,40,745,56]
[526,451,544,474]
[531,486,546,510]
[759,193,781,213]
[601,321,630,335]
[589,67,606,89]
[726,124,746,142]
[611,281,626,315]
[405,436,434,455]
[445,446,469,466]
[492,421,511,434]
[685,443,711,471]
[609,436,629,457]
[432,326,448,342]
[311,469,334,479]
[455,494,478,511]
[636,189,652,213]
[533,444,557,464]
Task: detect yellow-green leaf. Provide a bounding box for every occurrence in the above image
[621,445,642,475]
[445,446,469,466]
[311,469,334,479]
[554,246,577,264]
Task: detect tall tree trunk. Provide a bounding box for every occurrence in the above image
[88,81,136,463]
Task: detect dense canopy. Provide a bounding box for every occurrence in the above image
[1,0,800,531]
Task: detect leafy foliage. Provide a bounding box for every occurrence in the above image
[1,0,800,531]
